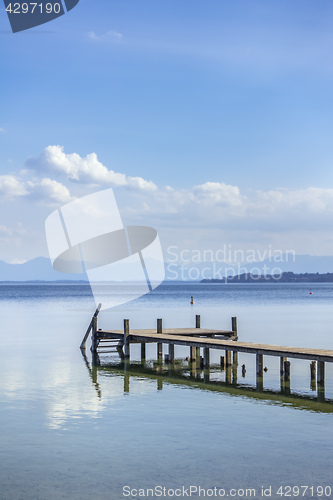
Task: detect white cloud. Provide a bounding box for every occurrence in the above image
[193,181,244,207]
[88,30,123,43]
[26,178,73,204]
[0,174,72,204]
[0,175,28,198]
[27,145,157,191]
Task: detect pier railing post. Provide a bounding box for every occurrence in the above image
[195,316,200,365]
[231,316,237,336]
[157,319,163,362]
[124,319,130,359]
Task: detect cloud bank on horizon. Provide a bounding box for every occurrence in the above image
[1,145,333,263]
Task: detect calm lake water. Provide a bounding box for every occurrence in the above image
[0,282,332,500]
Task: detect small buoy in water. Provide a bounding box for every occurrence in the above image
[264,367,268,372]
[241,364,246,376]
[310,291,313,295]
[190,296,194,304]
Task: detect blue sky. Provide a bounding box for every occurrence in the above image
[1,0,333,263]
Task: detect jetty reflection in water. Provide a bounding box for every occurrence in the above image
[81,351,333,414]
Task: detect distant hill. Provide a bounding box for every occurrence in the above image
[0,254,332,282]
[0,257,87,282]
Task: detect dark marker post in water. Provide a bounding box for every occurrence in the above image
[3,0,80,33]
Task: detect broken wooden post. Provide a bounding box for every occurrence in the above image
[310,361,316,390]
[196,315,201,329]
[81,303,102,350]
[124,319,130,358]
[220,356,225,369]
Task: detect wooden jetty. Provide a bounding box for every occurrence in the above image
[81,305,333,399]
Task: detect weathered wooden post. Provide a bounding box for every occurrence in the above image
[225,366,232,384]
[190,346,196,362]
[124,319,130,359]
[157,318,163,362]
[317,362,325,401]
[91,314,98,353]
[317,361,325,387]
[81,303,102,351]
[284,360,291,382]
[195,316,201,365]
[231,316,237,335]
[231,316,238,369]
[157,378,163,391]
[225,349,232,366]
[203,347,210,368]
[256,353,263,391]
[310,361,316,391]
[124,372,130,393]
[220,356,225,369]
[169,343,175,363]
[280,357,287,377]
[141,343,146,362]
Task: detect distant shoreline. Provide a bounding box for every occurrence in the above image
[201,272,333,283]
[1,273,333,284]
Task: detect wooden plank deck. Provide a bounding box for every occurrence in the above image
[98,329,333,363]
[98,327,235,338]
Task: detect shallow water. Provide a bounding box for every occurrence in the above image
[0,283,332,500]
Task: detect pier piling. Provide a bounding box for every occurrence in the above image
[124,319,130,358]
[203,347,210,367]
[284,360,291,382]
[317,361,325,386]
[83,309,332,399]
[141,343,146,361]
[310,361,316,390]
[157,319,163,362]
